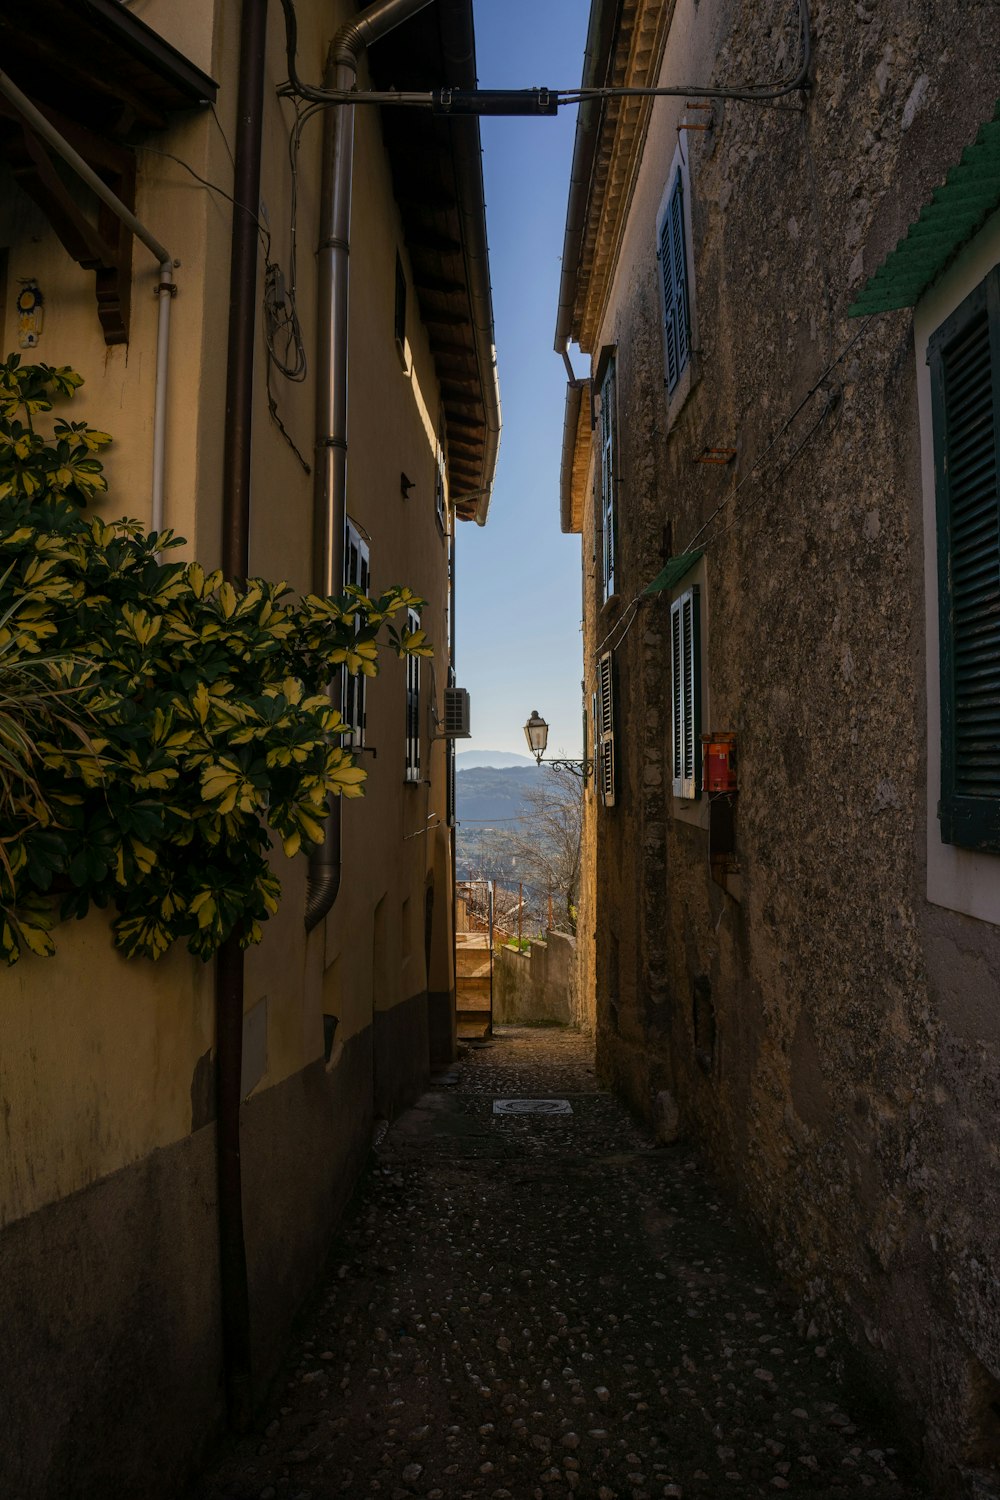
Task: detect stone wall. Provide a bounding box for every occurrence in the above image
[494,934,578,1026]
[568,0,1000,1488]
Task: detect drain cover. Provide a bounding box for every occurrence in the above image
[493,1099,573,1115]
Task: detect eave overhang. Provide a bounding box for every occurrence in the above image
[553,0,672,357]
[559,380,592,534]
[0,0,217,344]
[850,102,1000,316]
[0,0,217,133]
[370,0,501,525]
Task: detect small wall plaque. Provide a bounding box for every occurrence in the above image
[17,281,43,348]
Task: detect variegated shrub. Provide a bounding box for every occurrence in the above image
[0,357,432,965]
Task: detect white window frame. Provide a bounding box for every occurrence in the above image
[597,650,616,808]
[915,209,1000,925]
[404,606,422,783]
[670,585,701,800]
[343,518,370,750]
[597,353,618,603]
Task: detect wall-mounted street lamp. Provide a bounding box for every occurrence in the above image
[523,710,593,781]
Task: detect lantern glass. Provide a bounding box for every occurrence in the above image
[524,710,549,761]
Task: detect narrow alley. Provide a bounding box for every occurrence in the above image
[193,1028,925,1500]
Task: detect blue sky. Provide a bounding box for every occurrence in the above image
[457,0,590,759]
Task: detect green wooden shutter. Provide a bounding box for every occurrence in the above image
[929,265,1000,850]
[659,173,690,395]
[600,358,617,600]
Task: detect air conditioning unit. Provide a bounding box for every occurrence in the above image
[442,686,471,738]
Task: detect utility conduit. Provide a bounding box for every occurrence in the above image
[304,0,437,931]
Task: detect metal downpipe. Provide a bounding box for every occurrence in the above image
[305,0,436,932]
[217,0,269,1433]
[304,47,354,932]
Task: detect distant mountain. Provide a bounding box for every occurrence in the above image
[456,764,550,822]
[455,749,534,770]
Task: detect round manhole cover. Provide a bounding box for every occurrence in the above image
[492,1099,573,1115]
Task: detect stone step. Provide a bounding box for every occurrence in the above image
[456,954,491,979]
[456,977,491,1005]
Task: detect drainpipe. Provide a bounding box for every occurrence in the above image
[305,0,436,932]
[215,0,269,1434]
[0,70,175,530]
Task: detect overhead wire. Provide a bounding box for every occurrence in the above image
[680,314,877,556]
[580,314,880,703]
[143,128,312,472]
[273,0,816,697]
[275,0,811,112]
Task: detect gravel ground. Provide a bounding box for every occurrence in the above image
[193,1026,926,1500]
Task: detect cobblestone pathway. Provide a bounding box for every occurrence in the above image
[194,1027,925,1500]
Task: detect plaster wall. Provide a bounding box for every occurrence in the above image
[1,0,463,1487]
[1,0,452,1217]
[494,933,578,1026]
[571,0,1000,1483]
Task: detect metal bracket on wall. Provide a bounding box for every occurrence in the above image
[0,97,136,345]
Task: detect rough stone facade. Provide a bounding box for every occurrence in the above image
[560,0,1000,1490]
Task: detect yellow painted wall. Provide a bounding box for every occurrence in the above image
[1,0,457,1225]
[0,912,213,1229]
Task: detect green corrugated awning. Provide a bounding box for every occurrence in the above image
[643,550,703,596]
[849,104,1000,316]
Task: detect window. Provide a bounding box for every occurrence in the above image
[928,265,1000,852]
[446,740,456,827]
[597,650,616,807]
[657,169,691,396]
[404,607,422,782]
[343,518,370,750]
[394,251,408,370]
[599,356,617,602]
[434,438,446,532]
[670,585,701,799]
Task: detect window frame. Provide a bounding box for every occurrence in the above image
[655,145,697,417]
[343,517,370,751]
[928,263,1000,853]
[394,251,409,372]
[670,584,702,801]
[597,649,617,808]
[404,606,422,783]
[597,352,618,604]
[434,436,446,534]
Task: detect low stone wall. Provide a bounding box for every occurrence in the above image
[494,932,578,1025]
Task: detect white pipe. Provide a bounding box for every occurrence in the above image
[0,70,176,532]
[150,263,173,534]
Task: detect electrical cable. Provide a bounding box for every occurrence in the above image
[140,145,271,252]
[580,314,879,701]
[680,315,876,556]
[210,105,237,172]
[144,134,311,464]
[275,0,811,112]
